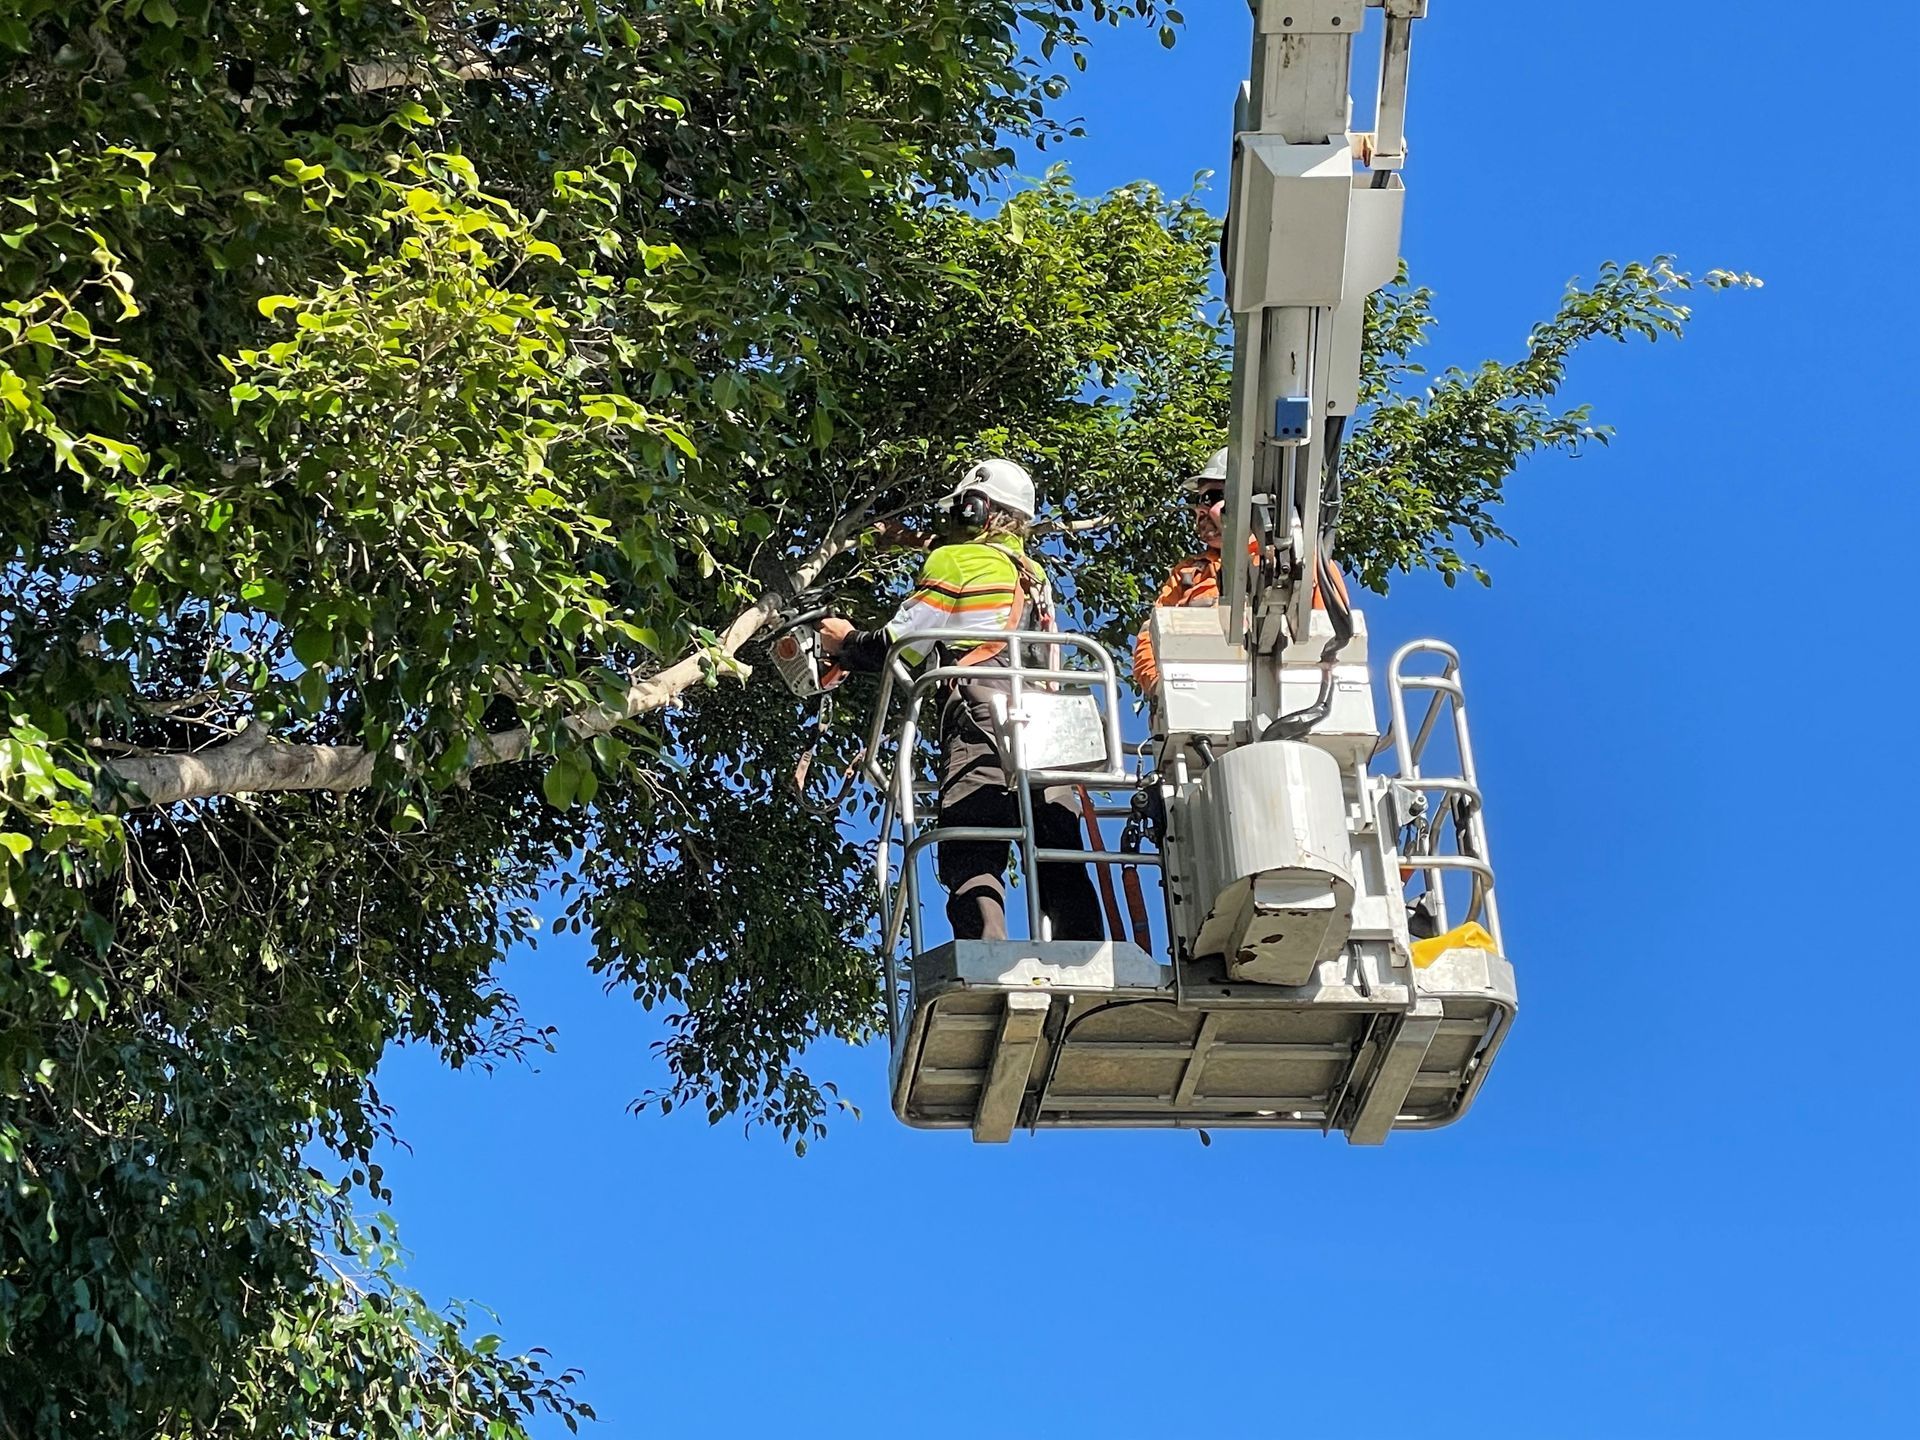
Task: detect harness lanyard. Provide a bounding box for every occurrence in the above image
[1077,783,1127,943]
[1117,807,1154,952]
[790,689,866,819]
[1121,866,1152,950]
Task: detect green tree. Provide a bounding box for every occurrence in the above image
[0,1,1748,1433]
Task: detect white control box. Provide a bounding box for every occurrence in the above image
[1147,606,1246,741]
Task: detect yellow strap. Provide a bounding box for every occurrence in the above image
[1410,920,1499,969]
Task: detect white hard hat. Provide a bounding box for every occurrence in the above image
[944,457,1036,520]
[1187,447,1229,491]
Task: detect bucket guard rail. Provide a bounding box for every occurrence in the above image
[1376,638,1513,1130]
[1382,639,1503,948]
[861,627,1149,1056]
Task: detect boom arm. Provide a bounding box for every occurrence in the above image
[1220,1,1428,666]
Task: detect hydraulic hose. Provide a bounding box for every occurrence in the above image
[1259,416,1354,743]
[1259,545,1355,742]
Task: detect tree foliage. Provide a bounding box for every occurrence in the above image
[1339,257,1755,592]
[0,0,1747,1432]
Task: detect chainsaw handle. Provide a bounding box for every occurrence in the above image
[769,605,837,640]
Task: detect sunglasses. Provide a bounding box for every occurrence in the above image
[1194,488,1225,506]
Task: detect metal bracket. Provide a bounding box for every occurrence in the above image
[971,990,1051,1143]
[1368,0,1426,170]
[1344,997,1442,1144]
[1255,1,1366,33]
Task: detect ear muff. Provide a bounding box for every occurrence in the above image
[946,491,991,530]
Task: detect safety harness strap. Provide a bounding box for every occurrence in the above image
[952,545,1051,669]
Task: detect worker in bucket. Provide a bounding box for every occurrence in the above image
[1131,447,1229,697]
[1134,446,1356,703]
[817,459,1104,944]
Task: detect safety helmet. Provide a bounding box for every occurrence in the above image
[942,457,1036,521]
[1185,447,1229,495]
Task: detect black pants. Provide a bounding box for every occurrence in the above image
[935,777,1105,944]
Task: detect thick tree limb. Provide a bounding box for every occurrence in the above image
[1032,514,1112,536]
[107,526,860,809]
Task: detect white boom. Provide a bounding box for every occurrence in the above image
[1222,1,1424,681]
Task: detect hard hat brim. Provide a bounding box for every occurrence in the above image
[1186,447,1231,491]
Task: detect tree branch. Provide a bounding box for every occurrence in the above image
[1032,513,1112,537]
[106,521,865,809]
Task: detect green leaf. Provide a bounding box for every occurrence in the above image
[240,576,288,612]
[297,665,328,711]
[541,757,577,808]
[291,627,331,667]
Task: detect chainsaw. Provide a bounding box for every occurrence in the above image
[767,603,846,700]
[764,601,864,815]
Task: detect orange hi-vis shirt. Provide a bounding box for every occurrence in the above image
[1132,544,1350,693]
[1132,550,1222,693]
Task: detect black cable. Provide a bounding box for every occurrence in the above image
[1321,414,1348,525]
[1258,414,1355,743]
[1259,547,1354,742]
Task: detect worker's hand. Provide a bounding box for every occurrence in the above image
[816,616,855,656]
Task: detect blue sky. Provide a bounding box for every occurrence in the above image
[376,5,1919,1435]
